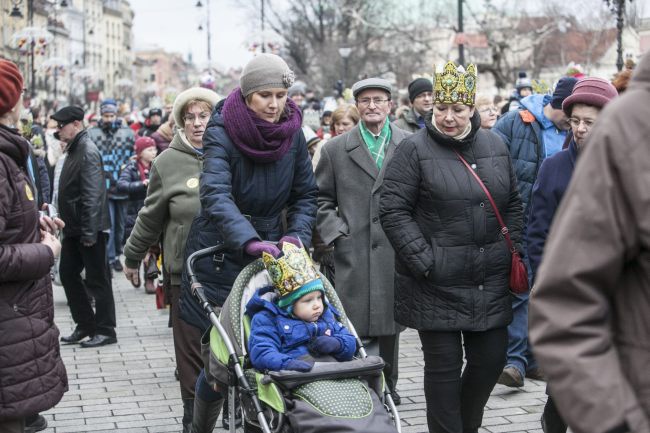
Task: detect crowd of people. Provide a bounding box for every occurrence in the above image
[1,48,649,433]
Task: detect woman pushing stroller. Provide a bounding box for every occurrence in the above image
[247,242,356,373]
[181,53,318,433]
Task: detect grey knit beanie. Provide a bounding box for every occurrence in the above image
[240,53,295,97]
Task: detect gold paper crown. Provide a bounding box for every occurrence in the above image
[433,61,477,106]
[262,243,320,299]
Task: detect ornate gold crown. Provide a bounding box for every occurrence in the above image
[433,61,477,106]
[262,243,320,301]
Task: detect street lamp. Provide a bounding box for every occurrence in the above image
[195,0,211,67]
[338,47,352,88]
[9,0,68,98]
[10,5,23,18]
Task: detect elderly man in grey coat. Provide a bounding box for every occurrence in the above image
[315,78,411,405]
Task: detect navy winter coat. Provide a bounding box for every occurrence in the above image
[180,101,319,330]
[117,160,149,241]
[246,286,356,371]
[526,138,577,281]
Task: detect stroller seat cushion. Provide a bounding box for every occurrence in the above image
[294,379,373,418]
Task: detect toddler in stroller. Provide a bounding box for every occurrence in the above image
[187,241,401,433]
[247,243,356,373]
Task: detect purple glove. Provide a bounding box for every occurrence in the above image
[244,240,280,258]
[283,359,313,372]
[278,236,301,249]
[309,336,341,355]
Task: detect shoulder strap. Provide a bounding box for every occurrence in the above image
[452,149,515,253]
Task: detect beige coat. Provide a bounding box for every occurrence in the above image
[529,51,650,433]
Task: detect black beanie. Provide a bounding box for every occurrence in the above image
[408,78,433,102]
[550,77,578,109]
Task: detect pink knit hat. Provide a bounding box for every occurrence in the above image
[562,77,618,116]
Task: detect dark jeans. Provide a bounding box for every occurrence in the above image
[60,233,116,337]
[419,327,508,433]
[505,292,537,377]
[107,199,127,263]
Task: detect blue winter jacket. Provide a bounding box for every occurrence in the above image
[526,138,577,282]
[180,100,319,330]
[246,286,357,371]
[493,94,568,228]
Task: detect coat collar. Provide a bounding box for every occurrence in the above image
[345,123,407,182]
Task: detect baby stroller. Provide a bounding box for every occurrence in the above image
[187,244,401,433]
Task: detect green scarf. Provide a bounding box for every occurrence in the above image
[359,118,392,169]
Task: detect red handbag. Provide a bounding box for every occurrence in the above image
[453,149,529,294]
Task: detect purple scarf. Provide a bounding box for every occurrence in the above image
[222,88,303,163]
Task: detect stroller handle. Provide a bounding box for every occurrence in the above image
[186,244,226,286]
[185,245,273,433]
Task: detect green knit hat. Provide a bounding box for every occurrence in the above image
[277,279,325,310]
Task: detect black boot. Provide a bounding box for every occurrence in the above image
[191,395,224,433]
[182,399,194,433]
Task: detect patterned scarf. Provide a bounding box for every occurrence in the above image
[359,118,392,169]
[222,88,302,163]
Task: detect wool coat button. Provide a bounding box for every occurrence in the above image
[480,202,485,207]
[471,163,477,170]
[284,325,290,330]
[479,247,485,253]
[478,285,484,290]
[372,217,379,223]
[13,304,18,312]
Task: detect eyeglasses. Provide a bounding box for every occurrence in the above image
[478,106,498,114]
[357,97,390,107]
[568,118,595,129]
[184,112,211,123]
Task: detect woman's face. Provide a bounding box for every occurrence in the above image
[433,103,475,137]
[333,115,356,135]
[477,104,498,129]
[182,103,211,148]
[247,88,288,123]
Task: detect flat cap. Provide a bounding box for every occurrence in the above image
[51,106,84,124]
[352,78,392,98]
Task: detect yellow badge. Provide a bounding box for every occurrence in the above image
[25,184,34,201]
[186,178,199,189]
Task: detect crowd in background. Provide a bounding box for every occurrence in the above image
[1,48,649,433]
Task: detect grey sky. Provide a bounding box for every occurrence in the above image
[130,0,256,71]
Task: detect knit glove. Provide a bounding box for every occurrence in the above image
[309,336,341,355]
[278,236,301,249]
[283,359,313,372]
[244,240,280,258]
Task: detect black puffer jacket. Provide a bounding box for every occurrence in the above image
[58,130,110,242]
[379,112,522,331]
[0,124,68,420]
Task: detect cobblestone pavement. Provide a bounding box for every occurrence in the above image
[43,273,547,433]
